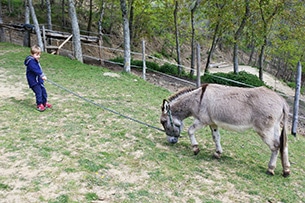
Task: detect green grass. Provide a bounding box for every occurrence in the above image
[0,42,305,202]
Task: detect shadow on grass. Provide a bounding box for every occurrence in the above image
[9,97,35,111]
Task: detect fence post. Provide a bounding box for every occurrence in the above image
[292,61,302,136]
[196,43,201,88]
[142,40,146,80]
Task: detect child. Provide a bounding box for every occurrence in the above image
[24,45,52,112]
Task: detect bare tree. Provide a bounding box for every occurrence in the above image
[120,0,131,73]
[28,0,44,50]
[68,0,83,62]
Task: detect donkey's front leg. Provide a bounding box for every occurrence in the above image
[188,119,204,155]
[209,125,223,159]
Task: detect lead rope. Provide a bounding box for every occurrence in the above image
[47,79,165,132]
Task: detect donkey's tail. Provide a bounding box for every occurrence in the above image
[280,104,288,157]
[280,103,290,177]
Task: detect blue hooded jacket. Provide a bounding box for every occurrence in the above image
[24,56,45,88]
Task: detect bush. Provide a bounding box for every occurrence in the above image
[201,71,267,87]
[109,57,124,67]
[159,63,179,75]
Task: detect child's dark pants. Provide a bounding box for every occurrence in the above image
[31,84,47,105]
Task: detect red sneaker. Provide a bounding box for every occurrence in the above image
[44,103,52,108]
[37,104,46,112]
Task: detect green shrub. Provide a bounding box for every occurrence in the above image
[109,57,124,66]
[159,63,179,75]
[145,61,160,71]
[201,71,267,87]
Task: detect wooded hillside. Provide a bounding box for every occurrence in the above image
[0,0,304,87]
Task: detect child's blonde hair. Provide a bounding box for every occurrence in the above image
[30,45,41,55]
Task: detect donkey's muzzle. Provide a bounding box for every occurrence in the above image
[167,136,178,144]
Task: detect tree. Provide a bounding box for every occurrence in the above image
[232,0,250,74]
[0,0,5,42]
[23,0,31,47]
[190,0,203,76]
[46,0,52,30]
[28,0,44,50]
[257,0,284,80]
[204,1,227,73]
[174,0,182,75]
[128,0,134,46]
[120,0,131,73]
[87,0,93,33]
[46,0,52,45]
[68,0,83,62]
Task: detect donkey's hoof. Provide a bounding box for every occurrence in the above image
[283,170,290,177]
[213,152,221,159]
[193,146,200,155]
[266,169,274,176]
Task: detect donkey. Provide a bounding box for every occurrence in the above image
[160,83,290,177]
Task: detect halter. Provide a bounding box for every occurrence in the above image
[167,106,174,128]
[163,100,174,128]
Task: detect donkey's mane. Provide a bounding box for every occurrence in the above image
[167,84,209,103]
[168,87,198,102]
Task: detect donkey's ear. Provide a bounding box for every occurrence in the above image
[162,99,170,114]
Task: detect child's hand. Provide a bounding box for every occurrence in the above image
[42,76,47,80]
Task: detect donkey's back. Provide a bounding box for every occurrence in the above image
[200,84,288,133]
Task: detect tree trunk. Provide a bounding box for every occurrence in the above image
[190,0,202,76]
[174,0,182,75]
[190,5,195,77]
[109,0,115,34]
[23,0,31,47]
[28,0,44,50]
[0,1,6,42]
[46,0,52,45]
[98,0,105,65]
[120,0,131,72]
[233,0,250,74]
[205,22,219,73]
[61,0,66,28]
[128,0,134,47]
[258,39,266,81]
[68,0,83,62]
[233,43,239,74]
[87,0,92,33]
[248,43,255,65]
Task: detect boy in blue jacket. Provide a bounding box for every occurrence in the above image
[24,45,52,112]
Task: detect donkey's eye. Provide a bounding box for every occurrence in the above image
[161,119,167,125]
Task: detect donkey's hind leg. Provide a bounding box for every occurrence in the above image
[259,127,280,176]
[209,125,223,159]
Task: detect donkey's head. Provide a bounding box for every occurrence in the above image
[160,99,184,144]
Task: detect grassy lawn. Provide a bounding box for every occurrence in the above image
[0,42,304,203]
